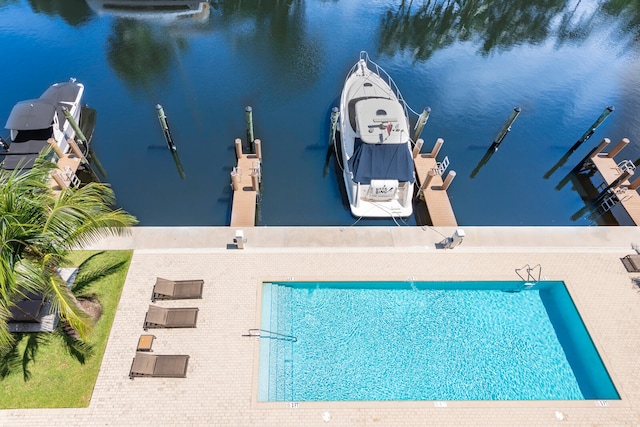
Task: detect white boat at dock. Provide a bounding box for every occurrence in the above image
[339,51,416,218]
[2,78,85,171]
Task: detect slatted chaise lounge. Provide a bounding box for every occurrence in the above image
[152,278,204,302]
[143,305,199,330]
[622,254,640,272]
[129,352,189,379]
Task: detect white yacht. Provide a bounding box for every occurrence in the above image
[339,51,415,218]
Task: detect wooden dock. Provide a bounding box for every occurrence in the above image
[588,139,640,225]
[230,139,261,227]
[413,138,458,226]
[48,138,83,195]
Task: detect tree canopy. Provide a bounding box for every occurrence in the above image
[0,156,137,351]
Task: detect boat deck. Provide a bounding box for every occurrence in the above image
[413,153,458,226]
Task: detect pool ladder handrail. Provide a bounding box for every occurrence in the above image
[515,263,542,283]
[243,329,297,342]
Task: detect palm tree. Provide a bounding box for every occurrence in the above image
[0,155,137,352]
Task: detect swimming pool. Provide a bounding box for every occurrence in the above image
[257,281,618,402]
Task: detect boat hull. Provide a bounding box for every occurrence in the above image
[339,53,415,218]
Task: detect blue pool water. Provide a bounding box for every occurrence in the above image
[258,281,618,402]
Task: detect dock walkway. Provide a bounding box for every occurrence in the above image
[230,139,262,227]
[413,139,458,226]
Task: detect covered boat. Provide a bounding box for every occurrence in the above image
[339,51,415,218]
[2,78,84,171]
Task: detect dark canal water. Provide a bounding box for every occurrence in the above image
[1,0,640,226]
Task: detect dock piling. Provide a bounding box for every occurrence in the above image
[412,139,424,158]
[61,107,89,149]
[607,138,630,159]
[235,138,243,160]
[67,138,88,164]
[629,176,640,191]
[441,170,456,190]
[413,107,430,142]
[418,170,437,200]
[47,138,64,158]
[156,104,176,151]
[329,107,340,145]
[492,107,521,150]
[231,168,241,191]
[254,139,262,161]
[245,106,254,151]
[569,106,614,153]
[427,138,444,158]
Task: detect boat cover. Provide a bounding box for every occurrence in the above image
[1,153,39,170]
[348,142,415,185]
[6,139,49,154]
[4,99,56,131]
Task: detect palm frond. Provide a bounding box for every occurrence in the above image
[73,259,128,296]
[20,333,51,381]
[42,275,93,341]
[54,328,94,364]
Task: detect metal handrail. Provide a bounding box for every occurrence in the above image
[243,329,297,342]
[344,51,414,123]
[515,264,542,282]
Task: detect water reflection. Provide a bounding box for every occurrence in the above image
[107,20,182,91]
[86,0,210,22]
[26,0,93,26]
[211,0,323,88]
[378,0,640,61]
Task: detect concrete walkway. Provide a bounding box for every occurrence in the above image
[2,226,640,426]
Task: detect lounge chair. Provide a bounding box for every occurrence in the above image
[143,305,199,330]
[152,277,204,302]
[129,352,189,379]
[622,254,640,272]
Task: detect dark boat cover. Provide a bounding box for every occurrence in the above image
[4,99,56,131]
[1,153,39,170]
[5,139,49,154]
[348,142,415,185]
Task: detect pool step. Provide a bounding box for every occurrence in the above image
[267,283,295,402]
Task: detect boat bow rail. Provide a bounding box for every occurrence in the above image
[345,51,412,135]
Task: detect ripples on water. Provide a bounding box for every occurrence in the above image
[0,0,639,225]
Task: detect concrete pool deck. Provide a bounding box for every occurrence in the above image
[2,226,640,426]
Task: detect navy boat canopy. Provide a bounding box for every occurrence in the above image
[348,141,415,185]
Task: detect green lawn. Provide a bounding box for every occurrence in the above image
[0,250,132,408]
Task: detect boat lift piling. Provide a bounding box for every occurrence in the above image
[491,107,521,150]
[245,106,255,152]
[61,107,89,148]
[544,106,614,179]
[555,138,611,191]
[156,104,176,151]
[323,107,340,177]
[412,107,430,142]
[570,106,614,153]
[329,107,340,145]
